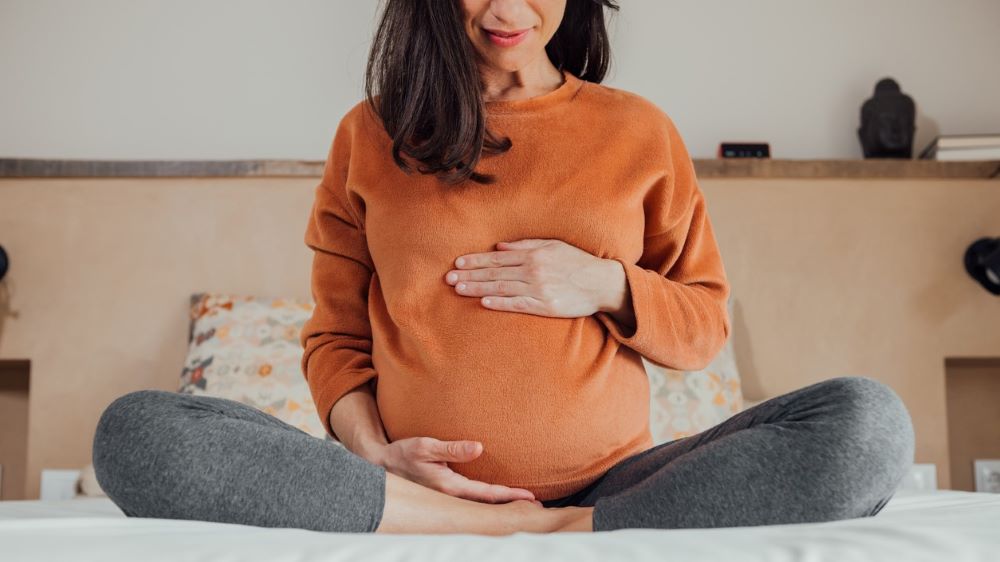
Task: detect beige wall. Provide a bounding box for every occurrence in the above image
[2,0,1000,161]
[1,176,997,498]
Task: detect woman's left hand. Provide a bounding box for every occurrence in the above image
[444,238,626,318]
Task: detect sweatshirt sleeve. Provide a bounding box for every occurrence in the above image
[299,108,379,441]
[594,113,731,371]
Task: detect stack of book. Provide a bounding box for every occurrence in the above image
[919,134,1000,160]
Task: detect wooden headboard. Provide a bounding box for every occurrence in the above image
[1,158,998,498]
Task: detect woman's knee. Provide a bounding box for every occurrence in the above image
[821,376,915,489]
[91,389,189,509]
[94,389,180,449]
[824,377,914,443]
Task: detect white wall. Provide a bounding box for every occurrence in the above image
[1,0,998,160]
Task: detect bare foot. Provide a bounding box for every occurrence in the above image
[375,471,594,535]
[488,502,594,534]
[550,505,594,532]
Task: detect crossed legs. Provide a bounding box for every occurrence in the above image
[92,376,913,534]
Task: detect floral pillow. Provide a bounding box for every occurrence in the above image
[644,297,743,444]
[179,292,335,442]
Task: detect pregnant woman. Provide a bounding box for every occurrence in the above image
[92,0,915,534]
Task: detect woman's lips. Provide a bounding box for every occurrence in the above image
[484,28,530,47]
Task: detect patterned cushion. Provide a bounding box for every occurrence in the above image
[644,297,743,444]
[179,293,334,441]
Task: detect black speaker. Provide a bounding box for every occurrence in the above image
[0,244,8,282]
[964,237,1000,296]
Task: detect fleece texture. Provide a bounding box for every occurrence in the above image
[299,69,731,500]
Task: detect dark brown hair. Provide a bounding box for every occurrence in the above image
[364,0,619,185]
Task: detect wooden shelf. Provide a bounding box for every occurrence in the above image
[1,158,998,179]
[696,158,1000,179]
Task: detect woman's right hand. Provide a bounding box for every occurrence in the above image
[370,436,541,505]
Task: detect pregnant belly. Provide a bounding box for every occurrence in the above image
[369,298,652,498]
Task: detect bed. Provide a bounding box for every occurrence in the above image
[2,489,999,561]
[4,293,995,560]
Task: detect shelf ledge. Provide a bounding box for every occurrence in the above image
[0,158,997,179]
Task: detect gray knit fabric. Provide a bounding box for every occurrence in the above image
[92,389,386,532]
[93,376,913,533]
[543,376,914,531]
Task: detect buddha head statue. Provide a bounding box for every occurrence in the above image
[858,78,916,159]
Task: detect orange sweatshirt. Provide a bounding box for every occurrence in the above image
[300,69,731,501]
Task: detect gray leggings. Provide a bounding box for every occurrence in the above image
[91,376,914,533]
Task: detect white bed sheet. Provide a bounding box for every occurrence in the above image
[1,490,998,562]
